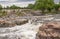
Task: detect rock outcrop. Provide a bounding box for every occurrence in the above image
[14,19,28,25]
[0,20,16,27]
[36,22,60,39]
[0,19,28,27]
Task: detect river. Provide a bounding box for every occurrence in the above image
[0,20,42,39]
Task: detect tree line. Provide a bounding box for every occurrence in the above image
[0,5,22,10]
[0,0,60,12]
[27,0,60,14]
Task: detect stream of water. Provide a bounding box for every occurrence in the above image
[0,20,42,39]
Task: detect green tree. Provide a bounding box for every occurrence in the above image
[27,4,34,9]
[54,3,60,14]
[10,5,20,9]
[6,6,10,9]
[34,0,54,14]
[54,3,60,11]
[0,5,2,10]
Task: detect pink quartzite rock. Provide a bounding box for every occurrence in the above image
[36,22,60,39]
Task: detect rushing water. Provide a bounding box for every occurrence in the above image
[0,20,42,39]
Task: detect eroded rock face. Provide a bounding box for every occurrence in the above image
[36,22,60,39]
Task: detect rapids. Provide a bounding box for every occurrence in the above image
[0,20,42,39]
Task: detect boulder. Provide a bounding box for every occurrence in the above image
[14,19,28,25]
[0,18,28,27]
[36,22,60,39]
[0,20,16,27]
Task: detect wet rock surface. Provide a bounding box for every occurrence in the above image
[36,22,60,39]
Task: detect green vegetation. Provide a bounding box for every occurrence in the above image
[0,5,7,17]
[0,0,60,16]
[15,10,24,16]
[0,5,2,10]
[27,0,60,14]
[5,5,21,9]
[0,10,7,17]
[27,4,34,9]
[34,0,54,10]
[16,12,24,16]
[33,0,54,14]
[9,5,20,9]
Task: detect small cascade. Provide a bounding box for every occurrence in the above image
[0,20,42,39]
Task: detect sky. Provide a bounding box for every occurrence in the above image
[0,0,35,7]
[0,0,60,7]
[54,0,60,4]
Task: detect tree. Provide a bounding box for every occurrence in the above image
[54,3,60,11]
[34,0,54,13]
[27,4,34,9]
[6,6,10,9]
[53,3,60,14]
[10,5,20,9]
[0,5,2,10]
[45,0,55,11]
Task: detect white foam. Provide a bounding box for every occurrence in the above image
[0,21,42,39]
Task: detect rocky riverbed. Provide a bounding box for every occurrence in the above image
[0,14,60,39]
[0,20,42,39]
[0,17,28,27]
